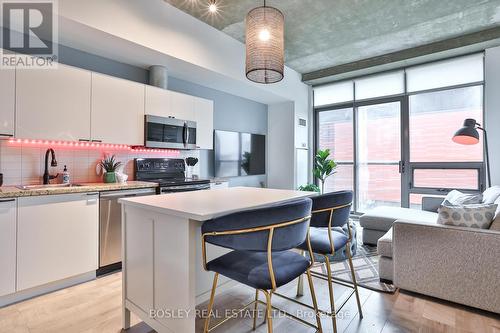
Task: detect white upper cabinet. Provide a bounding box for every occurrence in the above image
[91,73,145,145]
[0,68,15,137]
[193,97,214,150]
[169,90,194,120]
[0,198,16,297]
[16,64,92,141]
[17,193,98,291]
[145,85,171,118]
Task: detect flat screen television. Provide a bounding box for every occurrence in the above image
[214,130,266,177]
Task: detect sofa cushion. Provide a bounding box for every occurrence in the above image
[482,186,500,204]
[378,256,393,282]
[360,207,438,232]
[444,190,482,205]
[362,229,387,245]
[377,228,393,258]
[437,203,497,229]
[489,196,500,231]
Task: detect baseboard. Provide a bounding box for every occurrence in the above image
[0,271,96,308]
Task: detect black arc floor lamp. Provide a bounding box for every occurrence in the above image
[452,118,491,187]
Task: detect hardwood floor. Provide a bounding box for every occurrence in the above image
[0,272,498,333]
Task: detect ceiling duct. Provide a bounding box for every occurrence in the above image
[149,65,168,89]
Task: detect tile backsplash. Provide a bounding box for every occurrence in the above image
[0,140,200,186]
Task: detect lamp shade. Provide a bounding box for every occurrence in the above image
[452,118,479,145]
[245,5,284,84]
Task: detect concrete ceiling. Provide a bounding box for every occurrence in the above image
[165,0,500,76]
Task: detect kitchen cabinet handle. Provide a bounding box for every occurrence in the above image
[85,192,99,196]
[79,139,90,142]
[0,199,15,203]
[91,139,102,143]
[0,133,14,137]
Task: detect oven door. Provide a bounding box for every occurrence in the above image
[145,115,197,149]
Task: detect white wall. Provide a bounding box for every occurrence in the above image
[485,46,500,186]
[267,102,296,189]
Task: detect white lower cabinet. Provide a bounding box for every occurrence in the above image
[17,193,99,291]
[0,198,17,297]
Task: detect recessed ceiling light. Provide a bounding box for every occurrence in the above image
[208,1,218,13]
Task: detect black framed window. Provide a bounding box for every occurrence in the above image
[313,54,485,214]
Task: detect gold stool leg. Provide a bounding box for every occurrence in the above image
[306,269,323,333]
[296,250,305,297]
[204,273,219,333]
[346,244,363,318]
[262,290,273,333]
[324,255,337,333]
[253,289,259,330]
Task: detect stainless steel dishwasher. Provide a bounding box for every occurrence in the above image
[98,187,156,275]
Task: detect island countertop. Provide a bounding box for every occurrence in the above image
[119,186,317,221]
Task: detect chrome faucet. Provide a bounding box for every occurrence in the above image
[43,148,58,184]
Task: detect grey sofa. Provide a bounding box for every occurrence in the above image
[359,205,437,245]
[371,197,500,314]
[391,219,500,314]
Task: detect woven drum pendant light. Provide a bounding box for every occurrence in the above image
[245,0,285,84]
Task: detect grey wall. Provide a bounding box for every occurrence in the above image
[56,44,268,187]
[58,44,149,83]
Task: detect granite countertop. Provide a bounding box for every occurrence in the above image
[0,181,159,199]
[210,178,229,183]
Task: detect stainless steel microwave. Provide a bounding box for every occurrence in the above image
[145,115,197,149]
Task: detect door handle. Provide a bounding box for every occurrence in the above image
[398,161,405,174]
[183,122,188,147]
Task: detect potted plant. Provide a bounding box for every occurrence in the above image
[100,155,122,183]
[298,184,321,193]
[313,149,337,194]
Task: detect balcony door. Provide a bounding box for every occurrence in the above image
[356,99,404,212]
[317,98,405,213]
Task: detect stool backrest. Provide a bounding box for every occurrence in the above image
[310,190,353,228]
[201,198,312,252]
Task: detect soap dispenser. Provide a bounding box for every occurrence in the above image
[62,165,70,184]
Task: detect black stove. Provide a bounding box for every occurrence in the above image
[135,158,210,193]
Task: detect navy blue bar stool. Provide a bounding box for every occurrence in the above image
[276,191,362,333]
[201,198,322,333]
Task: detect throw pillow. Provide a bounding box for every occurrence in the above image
[444,190,482,205]
[489,196,500,231]
[482,186,500,204]
[437,203,497,229]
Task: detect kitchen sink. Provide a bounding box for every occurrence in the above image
[16,183,84,190]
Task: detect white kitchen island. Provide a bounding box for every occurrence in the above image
[119,187,316,333]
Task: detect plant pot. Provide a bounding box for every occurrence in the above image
[104,172,116,183]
